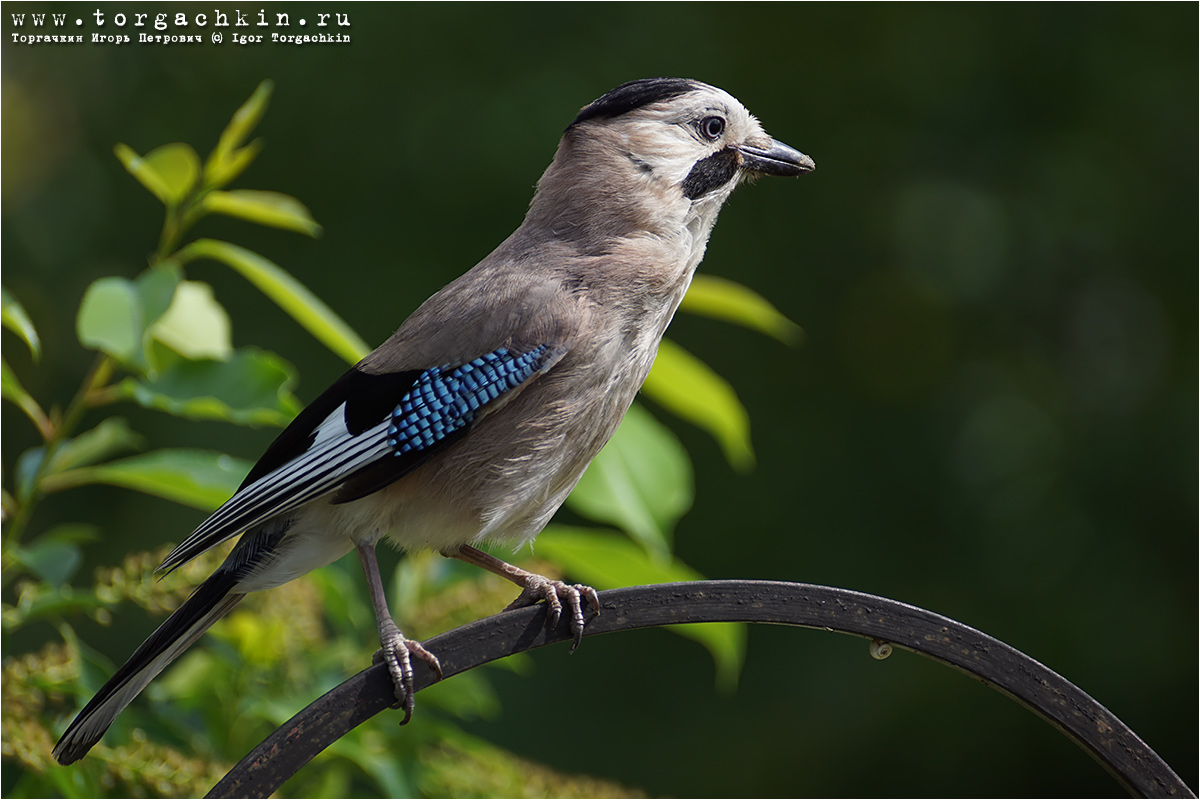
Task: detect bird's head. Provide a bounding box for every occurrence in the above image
[528,78,814,244]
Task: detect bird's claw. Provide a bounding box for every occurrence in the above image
[374,623,442,724]
[505,575,600,652]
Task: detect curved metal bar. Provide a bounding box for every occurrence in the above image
[205,580,1193,799]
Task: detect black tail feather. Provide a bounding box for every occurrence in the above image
[53,568,242,765]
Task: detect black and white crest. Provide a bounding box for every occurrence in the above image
[570,77,702,127]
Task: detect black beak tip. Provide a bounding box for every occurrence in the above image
[791,153,817,175]
[738,140,816,178]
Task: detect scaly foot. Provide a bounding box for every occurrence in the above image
[374,620,442,723]
[505,575,600,652]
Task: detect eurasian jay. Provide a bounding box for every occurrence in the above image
[53,77,814,764]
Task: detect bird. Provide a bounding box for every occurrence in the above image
[52,76,815,765]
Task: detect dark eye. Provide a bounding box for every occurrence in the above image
[698,116,726,141]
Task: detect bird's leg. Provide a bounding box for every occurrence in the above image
[446,544,600,652]
[356,543,442,723]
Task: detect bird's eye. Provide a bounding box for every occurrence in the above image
[698,116,726,141]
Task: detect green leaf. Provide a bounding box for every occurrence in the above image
[566,403,692,557]
[76,277,141,365]
[114,142,201,205]
[176,238,370,364]
[35,523,101,546]
[76,265,182,370]
[326,736,413,799]
[12,524,100,584]
[418,667,501,718]
[137,261,185,320]
[42,449,252,510]
[1,358,48,433]
[205,80,273,188]
[534,526,746,690]
[48,417,143,474]
[148,280,233,360]
[0,358,29,406]
[118,347,301,427]
[681,273,805,346]
[201,190,322,237]
[2,287,41,360]
[16,539,79,584]
[15,445,44,502]
[3,584,106,633]
[206,139,263,191]
[643,338,755,471]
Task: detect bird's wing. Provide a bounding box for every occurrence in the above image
[157,344,566,574]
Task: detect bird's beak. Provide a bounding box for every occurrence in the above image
[736,139,815,177]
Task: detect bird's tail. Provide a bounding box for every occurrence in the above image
[52,569,244,765]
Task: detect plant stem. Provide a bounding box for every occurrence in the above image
[2,354,114,554]
[155,205,182,261]
[155,194,206,262]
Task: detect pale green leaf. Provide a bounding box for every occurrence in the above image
[201,190,322,237]
[681,273,805,345]
[2,287,41,360]
[48,417,143,474]
[137,262,185,323]
[149,280,233,360]
[2,358,50,437]
[137,263,188,374]
[2,359,36,415]
[534,526,746,690]
[176,238,370,364]
[119,347,301,427]
[76,277,142,365]
[205,80,273,187]
[115,142,169,201]
[205,139,263,191]
[536,525,702,586]
[76,265,181,370]
[1,358,26,404]
[115,142,201,205]
[643,338,755,471]
[42,449,252,510]
[566,403,692,557]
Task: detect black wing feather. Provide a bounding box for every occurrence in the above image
[241,366,423,489]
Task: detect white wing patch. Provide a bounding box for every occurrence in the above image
[159,407,392,573]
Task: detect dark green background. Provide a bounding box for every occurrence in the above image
[4,3,1196,796]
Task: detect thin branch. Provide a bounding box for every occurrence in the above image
[3,354,113,551]
[206,580,1193,799]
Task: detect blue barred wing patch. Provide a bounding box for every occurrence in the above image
[159,344,560,573]
[389,346,552,455]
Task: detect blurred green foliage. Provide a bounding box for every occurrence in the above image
[2,3,1196,797]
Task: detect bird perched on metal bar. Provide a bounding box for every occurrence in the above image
[53,77,815,764]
